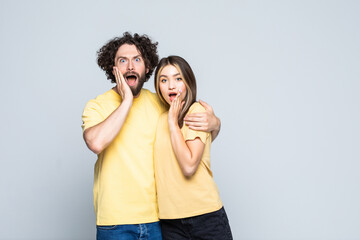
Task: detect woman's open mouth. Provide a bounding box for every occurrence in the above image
[169,93,177,101]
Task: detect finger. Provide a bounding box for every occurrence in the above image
[170,95,177,109]
[177,94,184,110]
[173,90,181,107]
[176,90,181,100]
[184,121,206,127]
[199,99,213,112]
[187,125,207,131]
[118,69,127,86]
[170,97,177,109]
[174,98,181,112]
[185,113,206,118]
[113,67,120,86]
[184,115,205,122]
[115,67,123,88]
[184,118,205,123]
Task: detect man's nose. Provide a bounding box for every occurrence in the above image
[127,61,134,71]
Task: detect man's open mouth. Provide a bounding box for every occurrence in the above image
[125,73,138,86]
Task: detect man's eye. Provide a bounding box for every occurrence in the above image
[135,58,140,62]
[120,59,126,63]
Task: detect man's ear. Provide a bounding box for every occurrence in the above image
[146,68,149,74]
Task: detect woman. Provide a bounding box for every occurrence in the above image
[154,56,233,239]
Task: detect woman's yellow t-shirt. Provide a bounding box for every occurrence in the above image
[154,102,223,219]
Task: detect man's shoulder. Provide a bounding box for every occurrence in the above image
[83,89,120,113]
[85,89,119,105]
[141,88,157,99]
[141,89,167,112]
[94,89,119,101]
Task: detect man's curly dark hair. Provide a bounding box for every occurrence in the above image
[97,32,159,83]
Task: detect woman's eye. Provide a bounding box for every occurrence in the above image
[161,79,167,83]
[176,77,182,81]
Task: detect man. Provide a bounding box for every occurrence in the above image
[82,32,220,240]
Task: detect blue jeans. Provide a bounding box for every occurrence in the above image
[96,221,162,240]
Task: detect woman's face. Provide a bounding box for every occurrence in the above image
[159,65,187,105]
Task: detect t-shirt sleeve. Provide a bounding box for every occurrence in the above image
[81,100,105,132]
[182,103,210,144]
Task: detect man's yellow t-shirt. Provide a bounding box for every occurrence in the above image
[154,102,223,219]
[82,88,165,225]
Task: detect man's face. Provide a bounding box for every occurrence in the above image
[114,44,148,97]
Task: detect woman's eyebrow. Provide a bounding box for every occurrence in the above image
[160,73,180,78]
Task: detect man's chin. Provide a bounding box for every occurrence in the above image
[130,82,144,97]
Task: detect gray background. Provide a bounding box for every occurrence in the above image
[0,0,359,239]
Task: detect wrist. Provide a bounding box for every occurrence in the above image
[216,117,221,131]
[122,97,133,106]
[168,119,179,131]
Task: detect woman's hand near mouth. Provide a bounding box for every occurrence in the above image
[168,90,184,129]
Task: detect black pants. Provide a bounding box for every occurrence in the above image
[160,207,233,240]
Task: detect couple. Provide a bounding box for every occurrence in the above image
[82,32,233,240]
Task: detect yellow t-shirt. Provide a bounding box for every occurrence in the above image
[154,102,223,219]
[82,88,166,225]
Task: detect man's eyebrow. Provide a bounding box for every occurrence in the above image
[115,56,125,61]
[115,55,142,61]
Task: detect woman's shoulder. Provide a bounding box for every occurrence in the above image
[188,102,206,114]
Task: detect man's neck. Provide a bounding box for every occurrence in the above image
[112,86,142,98]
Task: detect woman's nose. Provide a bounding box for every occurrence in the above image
[169,80,175,89]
